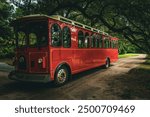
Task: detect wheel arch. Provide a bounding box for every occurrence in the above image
[104,57,111,68]
[106,57,111,63]
[54,62,72,78]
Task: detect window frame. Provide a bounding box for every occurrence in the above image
[91,33,96,48]
[99,35,103,48]
[95,34,100,48]
[62,26,71,48]
[51,23,62,47]
[84,32,90,48]
[78,30,85,48]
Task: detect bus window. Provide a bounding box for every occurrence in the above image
[91,34,96,48]
[95,34,100,48]
[62,26,71,48]
[111,40,115,48]
[104,38,109,48]
[17,31,26,47]
[85,32,90,48]
[51,24,61,47]
[108,38,110,48]
[107,39,110,48]
[108,40,110,48]
[29,33,37,46]
[99,35,103,48]
[78,31,84,48]
[115,40,118,48]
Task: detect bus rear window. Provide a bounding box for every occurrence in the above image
[15,20,48,47]
[17,31,26,46]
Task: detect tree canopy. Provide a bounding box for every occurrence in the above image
[0,0,150,58]
[0,0,12,39]
[0,0,14,58]
[10,0,150,53]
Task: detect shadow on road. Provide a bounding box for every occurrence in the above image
[1,54,148,100]
[107,57,150,100]
[0,66,106,96]
[71,66,106,82]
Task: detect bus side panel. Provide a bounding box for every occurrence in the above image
[50,48,118,79]
[71,48,118,74]
[109,49,118,62]
[50,48,74,80]
[72,49,104,73]
[59,48,73,69]
[98,49,118,63]
[50,48,61,80]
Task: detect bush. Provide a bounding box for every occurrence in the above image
[0,46,15,59]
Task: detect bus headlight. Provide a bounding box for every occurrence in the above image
[38,58,43,64]
[38,57,46,69]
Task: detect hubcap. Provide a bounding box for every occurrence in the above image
[106,60,109,68]
[57,69,67,83]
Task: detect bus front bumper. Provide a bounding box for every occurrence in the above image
[8,71,51,83]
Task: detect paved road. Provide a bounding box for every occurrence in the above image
[0,54,147,99]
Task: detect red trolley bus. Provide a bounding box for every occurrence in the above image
[9,14,118,85]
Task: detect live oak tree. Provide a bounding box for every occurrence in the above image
[10,0,150,53]
[0,0,14,58]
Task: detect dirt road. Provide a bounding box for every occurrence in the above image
[0,54,149,100]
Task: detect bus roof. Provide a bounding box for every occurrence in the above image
[14,14,110,36]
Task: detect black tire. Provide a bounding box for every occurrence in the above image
[54,66,69,86]
[105,58,110,68]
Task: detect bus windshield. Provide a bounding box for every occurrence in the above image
[15,20,48,47]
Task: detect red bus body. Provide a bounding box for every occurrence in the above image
[9,15,118,84]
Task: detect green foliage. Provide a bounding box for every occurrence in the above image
[118,39,139,54]
[118,39,127,54]
[1,0,150,58]
[29,0,150,53]
[0,0,14,58]
[0,45,15,58]
[12,8,24,18]
[0,0,12,38]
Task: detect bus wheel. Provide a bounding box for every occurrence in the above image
[105,58,110,68]
[54,66,68,86]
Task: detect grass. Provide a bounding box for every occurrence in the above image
[138,55,150,73]
[119,53,139,58]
